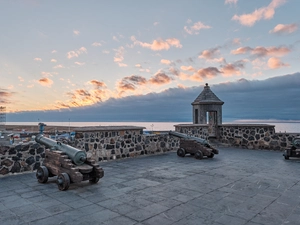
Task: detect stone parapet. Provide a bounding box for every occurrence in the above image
[174,123,300,151]
[0,142,44,175]
[74,128,179,161]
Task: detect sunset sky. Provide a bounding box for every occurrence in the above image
[1,0,300,122]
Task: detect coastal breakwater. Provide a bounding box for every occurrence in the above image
[1,124,299,175]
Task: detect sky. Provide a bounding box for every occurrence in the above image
[1,0,300,122]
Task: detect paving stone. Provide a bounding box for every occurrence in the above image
[1,147,300,225]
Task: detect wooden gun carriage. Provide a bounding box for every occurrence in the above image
[169,131,219,159]
[283,137,300,160]
[35,135,104,191]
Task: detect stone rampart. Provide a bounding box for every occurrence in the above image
[175,124,300,150]
[73,126,179,161]
[0,142,44,175]
[0,126,179,175]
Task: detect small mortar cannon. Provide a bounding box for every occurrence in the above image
[169,131,219,159]
[35,134,104,190]
[283,137,300,160]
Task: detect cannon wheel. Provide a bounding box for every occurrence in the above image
[89,177,100,184]
[195,150,203,160]
[284,150,289,160]
[57,173,70,191]
[36,166,49,183]
[208,153,214,158]
[177,148,186,157]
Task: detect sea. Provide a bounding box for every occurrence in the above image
[5,121,300,133]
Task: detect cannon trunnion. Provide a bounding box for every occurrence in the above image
[283,137,300,160]
[35,135,104,191]
[169,131,219,159]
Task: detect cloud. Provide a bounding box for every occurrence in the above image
[199,48,220,60]
[180,65,196,72]
[6,73,300,122]
[184,21,211,35]
[38,78,53,87]
[153,22,159,26]
[231,46,290,57]
[51,50,57,53]
[231,47,252,55]
[102,50,110,54]
[149,72,173,85]
[269,23,298,34]
[117,75,147,93]
[74,62,86,66]
[88,80,107,88]
[113,36,119,42]
[135,64,142,68]
[34,58,42,61]
[53,64,65,69]
[92,42,102,47]
[220,60,245,76]
[232,0,286,26]
[67,47,87,59]
[190,67,221,81]
[131,36,182,51]
[18,76,24,82]
[161,59,171,65]
[0,88,14,104]
[267,57,289,69]
[51,59,57,63]
[232,38,241,45]
[225,0,238,4]
[73,30,80,35]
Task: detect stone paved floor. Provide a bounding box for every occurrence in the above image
[1,147,300,225]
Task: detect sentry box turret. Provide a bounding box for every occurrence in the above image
[35,134,104,191]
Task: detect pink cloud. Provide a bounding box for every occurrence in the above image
[131,36,182,51]
[89,80,106,88]
[34,58,42,61]
[269,23,298,34]
[161,59,171,65]
[231,46,290,57]
[184,21,211,35]
[232,0,286,26]
[267,57,289,69]
[199,48,220,60]
[149,72,173,85]
[225,0,238,4]
[38,78,53,87]
[190,67,221,81]
[220,61,245,77]
[67,47,87,59]
[180,65,196,72]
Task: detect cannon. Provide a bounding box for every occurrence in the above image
[169,131,219,159]
[35,134,104,190]
[283,137,300,160]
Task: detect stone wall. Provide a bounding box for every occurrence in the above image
[73,127,179,161]
[174,124,209,140]
[0,126,180,175]
[0,142,45,175]
[219,124,299,150]
[175,124,300,151]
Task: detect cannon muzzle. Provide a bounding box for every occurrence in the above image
[35,134,87,165]
[169,131,209,146]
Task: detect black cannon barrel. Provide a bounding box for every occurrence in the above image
[35,134,87,165]
[169,131,209,146]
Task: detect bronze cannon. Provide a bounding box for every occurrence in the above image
[35,134,104,191]
[169,131,219,159]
